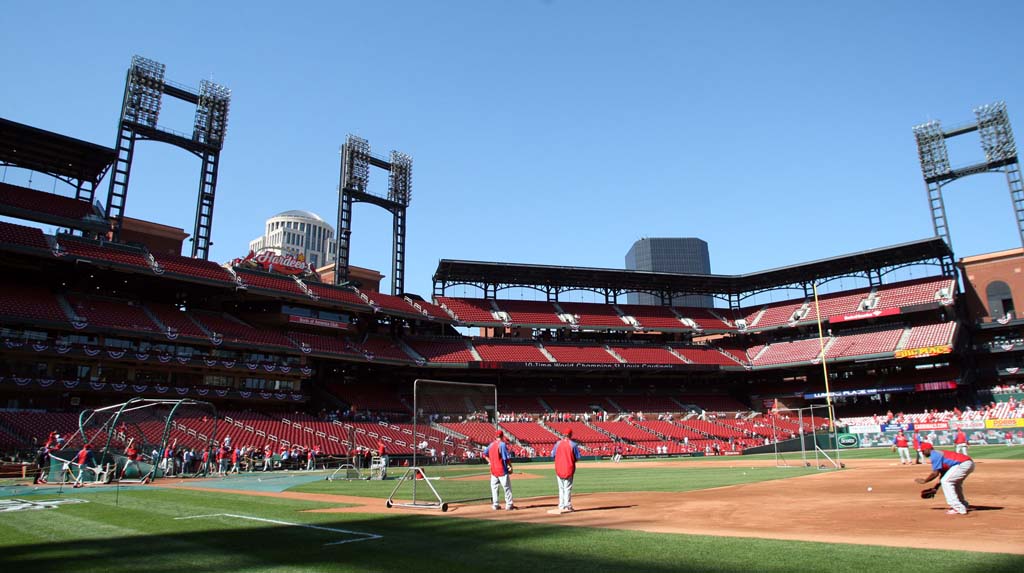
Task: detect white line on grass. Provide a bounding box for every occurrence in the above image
[175,513,382,545]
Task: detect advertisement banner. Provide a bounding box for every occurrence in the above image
[828,307,901,324]
[846,424,882,434]
[837,433,860,449]
[894,345,953,359]
[287,315,348,330]
[953,420,986,430]
[881,423,914,432]
[985,418,1024,429]
[913,422,950,431]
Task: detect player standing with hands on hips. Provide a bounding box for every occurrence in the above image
[549,429,580,514]
[915,442,974,515]
[484,431,516,511]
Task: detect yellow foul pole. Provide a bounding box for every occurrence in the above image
[813,282,836,432]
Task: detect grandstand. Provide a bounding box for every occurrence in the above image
[1,61,1020,470]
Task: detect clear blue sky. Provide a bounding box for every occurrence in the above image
[2,1,1021,302]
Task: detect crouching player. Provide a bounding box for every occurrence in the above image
[915,442,974,515]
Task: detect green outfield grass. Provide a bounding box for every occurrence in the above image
[1,449,1021,572]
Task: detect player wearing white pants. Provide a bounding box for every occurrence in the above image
[484,431,516,510]
[551,431,580,514]
[916,442,974,515]
[490,473,514,509]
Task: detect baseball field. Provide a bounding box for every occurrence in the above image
[1,446,1021,572]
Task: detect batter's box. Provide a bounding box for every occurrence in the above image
[174,513,382,545]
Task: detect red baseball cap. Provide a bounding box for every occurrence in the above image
[495,430,504,438]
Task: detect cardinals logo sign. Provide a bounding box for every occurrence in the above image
[232,250,312,276]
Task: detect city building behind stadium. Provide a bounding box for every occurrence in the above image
[1,55,1022,466]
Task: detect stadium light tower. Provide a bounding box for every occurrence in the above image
[334,134,413,295]
[106,55,231,260]
[912,101,1023,253]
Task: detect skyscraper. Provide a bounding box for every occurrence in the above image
[625,238,712,307]
[248,210,336,269]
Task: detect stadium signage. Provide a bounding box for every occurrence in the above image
[837,433,859,448]
[803,385,914,400]
[985,418,1024,428]
[828,307,901,324]
[287,315,347,330]
[913,422,949,431]
[894,345,953,359]
[233,250,312,276]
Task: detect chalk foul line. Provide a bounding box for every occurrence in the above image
[174,513,382,545]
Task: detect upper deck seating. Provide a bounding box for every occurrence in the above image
[190,311,295,348]
[406,338,476,363]
[610,345,686,365]
[56,234,149,269]
[146,303,208,339]
[748,338,827,367]
[358,290,421,316]
[901,322,957,349]
[441,421,498,444]
[286,330,360,357]
[235,270,306,296]
[825,327,904,359]
[0,182,100,221]
[403,297,452,321]
[473,341,549,363]
[0,221,49,250]
[801,287,872,323]
[674,306,736,331]
[617,304,686,330]
[875,276,955,310]
[151,252,235,283]
[671,345,743,366]
[0,283,68,324]
[434,297,500,323]
[557,301,628,329]
[493,300,563,326]
[66,295,159,333]
[306,283,372,308]
[543,344,620,364]
[354,334,414,362]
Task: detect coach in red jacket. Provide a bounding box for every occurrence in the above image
[550,429,581,514]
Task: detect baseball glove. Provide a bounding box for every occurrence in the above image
[920,486,939,499]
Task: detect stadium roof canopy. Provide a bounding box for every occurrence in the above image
[0,117,116,186]
[433,237,954,301]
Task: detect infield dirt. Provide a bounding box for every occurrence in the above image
[174,457,1024,554]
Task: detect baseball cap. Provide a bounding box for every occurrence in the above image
[920,442,934,450]
[565,429,573,438]
[495,430,504,438]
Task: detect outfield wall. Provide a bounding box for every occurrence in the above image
[840,419,1024,448]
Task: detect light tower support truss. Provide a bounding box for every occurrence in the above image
[106,55,231,260]
[913,102,1023,252]
[335,135,413,295]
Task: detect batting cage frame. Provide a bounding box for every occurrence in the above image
[769,403,843,471]
[386,378,497,512]
[53,397,219,485]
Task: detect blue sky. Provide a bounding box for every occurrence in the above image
[2,1,1021,302]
